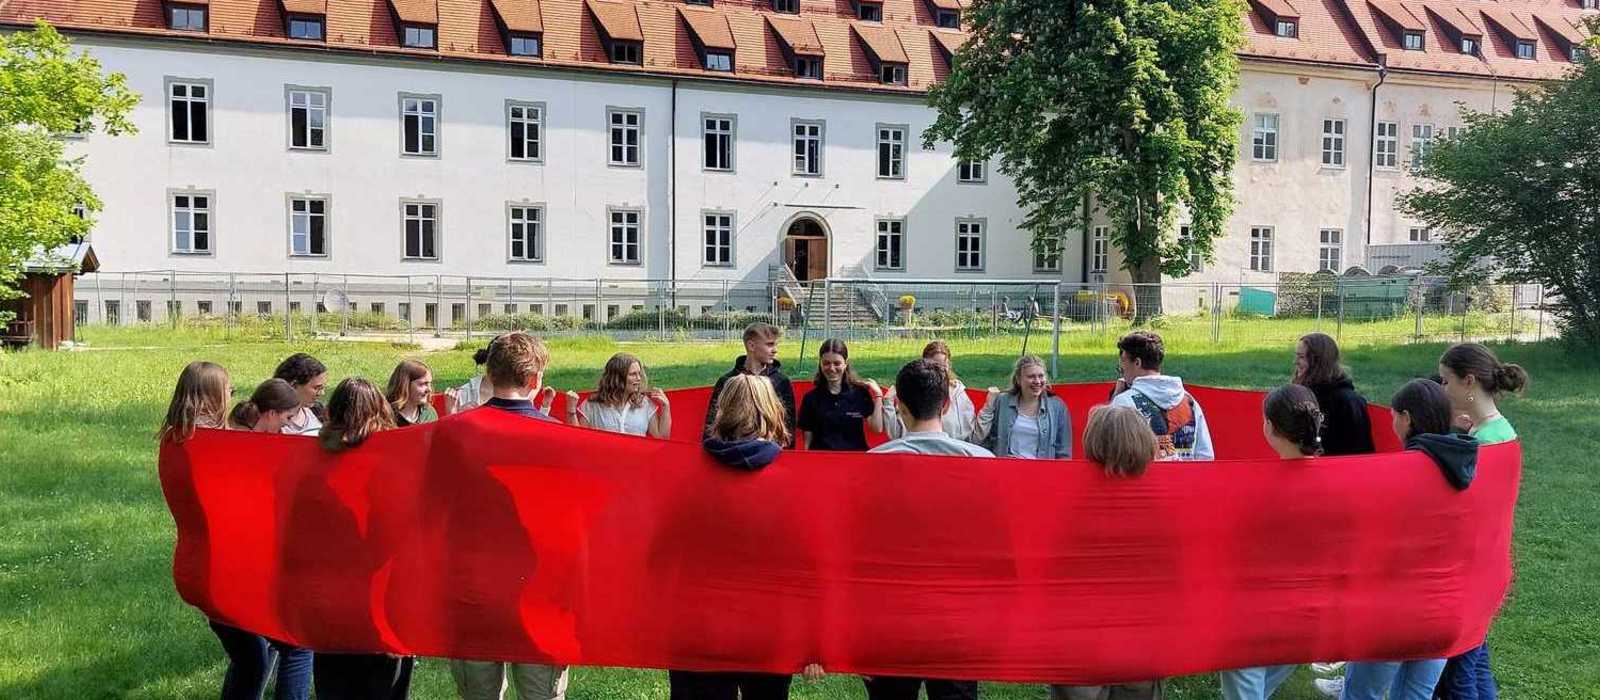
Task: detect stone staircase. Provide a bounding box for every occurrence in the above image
[798,281,883,328]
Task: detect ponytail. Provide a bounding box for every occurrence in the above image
[228,379,300,430]
[1264,384,1325,457]
[1440,343,1529,396]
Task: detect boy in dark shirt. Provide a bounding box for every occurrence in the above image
[703,322,796,445]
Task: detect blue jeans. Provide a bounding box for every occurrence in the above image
[1219,665,1296,700]
[1342,659,1446,700]
[209,621,313,700]
[1436,644,1497,700]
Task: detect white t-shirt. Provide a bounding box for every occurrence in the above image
[281,406,321,436]
[1008,413,1043,459]
[580,399,658,436]
[454,375,490,412]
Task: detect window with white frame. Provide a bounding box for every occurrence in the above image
[508,33,541,56]
[402,24,436,49]
[168,79,210,144]
[1460,36,1480,55]
[703,212,733,266]
[508,205,543,262]
[1179,225,1204,272]
[703,115,734,171]
[1411,123,1433,170]
[1033,243,1061,273]
[875,219,904,271]
[1403,31,1424,50]
[880,63,906,85]
[1321,118,1345,167]
[1375,121,1399,168]
[1249,226,1274,272]
[955,220,985,271]
[402,201,438,260]
[1318,228,1343,272]
[795,56,823,79]
[401,95,438,156]
[1445,125,1464,140]
[1251,113,1279,161]
[288,88,328,150]
[704,51,733,72]
[958,158,986,183]
[608,109,642,166]
[289,196,327,256]
[1275,19,1297,37]
[171,192,212,254]
[877,125,906,179]
[1090,226,1109,274]
[774,0,799,12]
[508,102,543,161]
[609,209,642,264]
[1409,226,1432,242]
[1515,40,1535,60]
[793,120,823,175]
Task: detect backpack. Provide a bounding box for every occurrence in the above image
[1127,390,1199,460]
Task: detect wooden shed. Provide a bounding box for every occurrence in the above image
[2,242,99,350]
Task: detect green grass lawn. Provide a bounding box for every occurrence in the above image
[1,326,1594,699]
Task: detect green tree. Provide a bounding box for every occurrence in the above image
[1401,30,1600,346]
[925,0,1244,321]
[0,21,137,322]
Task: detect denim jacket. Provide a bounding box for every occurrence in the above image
[972,392,1072,459]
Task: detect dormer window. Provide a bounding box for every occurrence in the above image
[402,24,436,48]
[936,9,960,28]
[1275,19,1297,37]
[704,51,733,71]
[1575,46,1591,62]
[795,56,822,78]
[611,41,642,63]
[686,0,712,5]
[168,3,207,31]
[1403,31,1424,50]
[1460,35,1479,55]
[858,2,883,21]
[287,16,324,40]
[1584,0,1597,9]
[1515,39,1535,59]
[774,0,799,11]
[881,63,906,85]
[509,33,542,56]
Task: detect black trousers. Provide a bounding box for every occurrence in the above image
[863,676,980,700]
[311,653,414,700]
[668,670,793,700]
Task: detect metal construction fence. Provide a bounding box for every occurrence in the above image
[71,270,1552,371]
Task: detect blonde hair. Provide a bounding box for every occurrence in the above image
[1007,354,1049,397]
[710,374,791,446]
[385,359,432,413]
[593,352,645,407]
[159,361,230,443]
[486,332,550,390]
[1082,405,1157,478]
[319,378,396,452]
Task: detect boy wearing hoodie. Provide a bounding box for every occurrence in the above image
[1108,331,1215,461]
[703,323,797,447]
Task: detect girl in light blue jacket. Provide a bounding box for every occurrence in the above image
[972,354,1072,459]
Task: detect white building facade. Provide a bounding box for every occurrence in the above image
[3,0,1591,324]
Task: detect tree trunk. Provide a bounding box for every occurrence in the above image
[1130,254,1164,324]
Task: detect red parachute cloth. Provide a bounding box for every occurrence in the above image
[162,383,1518,685]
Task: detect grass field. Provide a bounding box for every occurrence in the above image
[0,325,1594,699]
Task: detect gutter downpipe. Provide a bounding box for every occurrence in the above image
[669,78,679,309]
[1364,55,1388,250]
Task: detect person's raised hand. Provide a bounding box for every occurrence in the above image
[649,388,669,406]
[802,664,826,682]
[865,379,882,400]
[537,385,557,411]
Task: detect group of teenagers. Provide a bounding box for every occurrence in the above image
[159,321,1528,700]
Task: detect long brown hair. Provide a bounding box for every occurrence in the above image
[593,352,646,407]
[159,361,230,443]
[921,340,961,386]
[385,359,432,413]
[319,378,395,452]
[710,374,791,446]
[229,378,300,430]
[1264,384,1324,456]
[1440,343,1529,396]
[1294,332,1350,387]
[1082,405,1156,478]
[813,338,866,389]
[1392,379,1453,440]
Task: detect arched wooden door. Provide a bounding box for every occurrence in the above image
[783,217,828,281]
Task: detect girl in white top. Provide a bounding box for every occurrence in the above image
[565,352,672,438]
[882,340,977,440]
[273,352,327,436]
[445,346,494,414]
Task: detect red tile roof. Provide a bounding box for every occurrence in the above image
[1480,6,1536,40]
[1426,4,1485,37]
[489,0,542,33]
[680,5,735,51]
[280,0,326,13]
[0,0,1590,93]
[1254,0,1301,19]
[388,0,437,24]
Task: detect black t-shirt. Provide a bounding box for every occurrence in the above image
[798,383,874,451]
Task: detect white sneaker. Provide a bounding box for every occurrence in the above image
[1312,661,1347,675]
[1313,677,1345,699]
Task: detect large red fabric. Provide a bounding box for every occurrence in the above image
[163,383,1515,684]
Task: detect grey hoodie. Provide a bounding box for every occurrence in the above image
[1108,375,1215,461]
